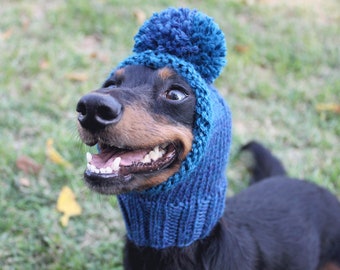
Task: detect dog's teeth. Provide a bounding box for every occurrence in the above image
[106,167,113,174]
[87,163,113,174]
[88,164,96,172]
[149,150,159,161]
[88,164,99,174]
[143,145,166,163]
[101,167,112,174]
[142,154,151,163]
[86,152,92,163]
[153,146,160,155]
[157,145,166,156]
[111,157,121,171]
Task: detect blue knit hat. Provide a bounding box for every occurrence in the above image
[112,8,232,248]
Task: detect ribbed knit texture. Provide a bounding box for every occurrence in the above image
[109,8,232,248]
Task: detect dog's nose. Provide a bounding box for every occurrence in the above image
[76,93,122,131]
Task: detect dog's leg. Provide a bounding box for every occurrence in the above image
[240,141,287,185]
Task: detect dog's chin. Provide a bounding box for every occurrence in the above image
[82,141,182,195]
[84,172,163,195]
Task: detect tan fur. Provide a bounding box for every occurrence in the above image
[78,104,193,189]
[114,68,125,78]
[321,263,340,270]
[158,67,175,81]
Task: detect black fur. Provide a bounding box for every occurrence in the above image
[102,65,196,127]
[240,141,287,184]
[124,141,340,270]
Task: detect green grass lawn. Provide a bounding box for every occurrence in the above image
[1,0,339,269]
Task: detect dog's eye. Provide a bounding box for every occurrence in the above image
[165,88,188,101]
[107,84,116,89]
[103,80,116,88]
[103,78,122,89]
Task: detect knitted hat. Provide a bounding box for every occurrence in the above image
[112,8,232,248]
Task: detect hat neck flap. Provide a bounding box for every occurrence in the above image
[109,8,231,248]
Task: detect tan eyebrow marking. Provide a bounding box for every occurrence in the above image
[114,68,125,77]
[158,67,175,80]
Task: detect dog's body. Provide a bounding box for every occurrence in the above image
[124,177,340,270]
[123,142,340,270]
[76,8,340,270]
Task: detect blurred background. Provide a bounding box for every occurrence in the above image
[1,0,339,269]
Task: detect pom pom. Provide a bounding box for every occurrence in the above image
[133,8,226,84]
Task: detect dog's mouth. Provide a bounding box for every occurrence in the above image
[83,142,179,194]
[86,143,177,175]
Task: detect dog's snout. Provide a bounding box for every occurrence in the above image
[76,93,122,131]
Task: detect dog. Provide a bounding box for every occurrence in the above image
[76,8,340,270]
[76,64,340,270]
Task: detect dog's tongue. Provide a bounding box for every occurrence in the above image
[91,147,150,169]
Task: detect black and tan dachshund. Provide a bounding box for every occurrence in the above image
[76,65,340,270]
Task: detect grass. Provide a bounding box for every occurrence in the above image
[1,0,339,268]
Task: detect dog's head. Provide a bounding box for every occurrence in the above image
[77,65,195,194]
[76,8,230,195]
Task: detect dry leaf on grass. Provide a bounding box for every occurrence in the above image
[1,28,13,40]
[316,103,340,113]
[76,35,109,63]
[16,155,42,174]
[20,15,30,31]
[39,59,50,70]
[134,9,147,25]
[234,44,250,54]
[19,177,31,187]
[56,186,82,227]
[46,139,72,168]
[65,72,88,82]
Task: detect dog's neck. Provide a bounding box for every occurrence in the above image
[117,88,231,249]
[118,168,227,248]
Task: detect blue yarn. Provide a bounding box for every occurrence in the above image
[110,8,231,248]
[133,8,226,84]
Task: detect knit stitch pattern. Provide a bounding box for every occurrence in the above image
[109,8,232,248]
[133,8,226,84]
